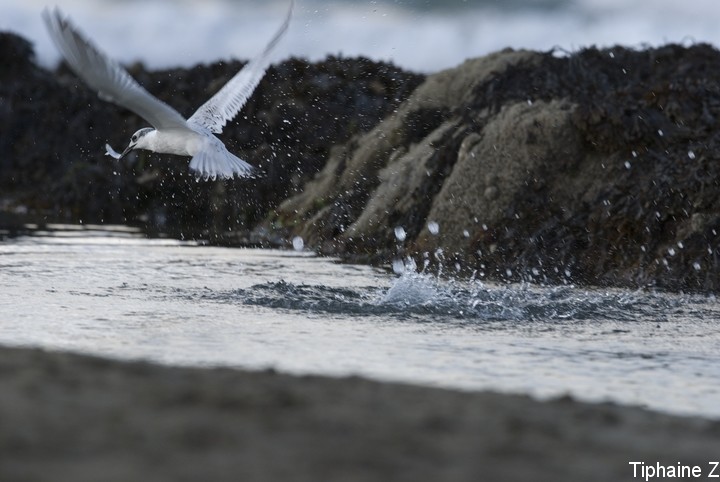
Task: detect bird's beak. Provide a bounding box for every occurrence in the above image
[119,144,134,160]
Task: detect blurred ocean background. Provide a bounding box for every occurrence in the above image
[3,0,720,73]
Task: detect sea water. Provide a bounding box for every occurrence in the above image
[6,0,720,73]
[1,225,719,419]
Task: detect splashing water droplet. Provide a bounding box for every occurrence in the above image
[404,257,417,272]
[657,129,664,137]
[292,236,304,251]
[392,259,405,274]
[624,161,632,169]
[463,229,470,238]
[668,247,676,256]
[394,226,407,242]
[688,150,696,160]
[693,261,702,271]
[427,221,440,235]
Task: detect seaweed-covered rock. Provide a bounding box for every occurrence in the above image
[271,50,541,254]
[275,43,720,292]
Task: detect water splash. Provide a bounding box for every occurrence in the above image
[197,270,709,325]
[381,272,442,306]
[292,236,304,251]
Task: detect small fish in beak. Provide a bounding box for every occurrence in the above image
[104,143,122,159]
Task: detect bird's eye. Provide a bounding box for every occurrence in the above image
[131,135,138,142]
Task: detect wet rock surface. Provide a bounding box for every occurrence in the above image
[5,30,720,292]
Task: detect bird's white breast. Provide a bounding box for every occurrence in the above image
[147,129,205,157]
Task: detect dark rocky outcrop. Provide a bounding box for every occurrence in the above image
[5,29,720,292]
[0,32,423,241]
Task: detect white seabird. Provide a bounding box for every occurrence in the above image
[42,1,293,180]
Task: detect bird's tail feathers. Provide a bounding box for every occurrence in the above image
[189,146,258,181]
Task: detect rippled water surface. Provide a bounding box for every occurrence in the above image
[2,225,720,418]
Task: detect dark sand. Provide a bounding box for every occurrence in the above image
[1,346,718,481]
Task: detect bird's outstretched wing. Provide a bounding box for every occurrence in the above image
[43,7,191,132]
[187,0,293,134]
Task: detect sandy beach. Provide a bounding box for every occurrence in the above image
[1,345,718,481]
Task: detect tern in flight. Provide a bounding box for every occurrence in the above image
[43,1,293,180]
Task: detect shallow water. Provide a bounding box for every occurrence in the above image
[2,225,720,419]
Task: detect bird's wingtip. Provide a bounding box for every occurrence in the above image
[41,6,63,25]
